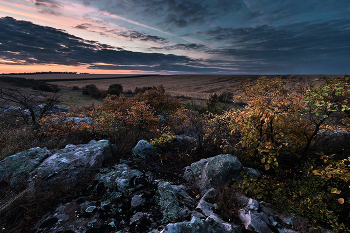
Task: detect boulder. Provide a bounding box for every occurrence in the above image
[28,140,113,192]
[132,140,160,160]
[94,163,143,195]
[183,154,243,193]
[0,105,71,122]
[160,216,215,233]
[30,164,160,233]
[65,116,94,124]
[0,147,53,189]
[315,129,350,151]
[160,216,240,233]
[158,181,183,223]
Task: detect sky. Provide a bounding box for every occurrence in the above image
[0,0,349,74]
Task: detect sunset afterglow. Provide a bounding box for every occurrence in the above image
[0,0,349,74]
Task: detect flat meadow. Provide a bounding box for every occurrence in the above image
[2,73,340,98]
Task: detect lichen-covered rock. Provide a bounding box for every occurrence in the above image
[183,154,243,193]
[161,216,215,233]
[0,147,53,189]
[158,181,182,223]
[132,140,160,160]
[239,207,272,233]
[30,198,118,233]
[65,117,94,124]
[160,216,241,233]
[244,167,262,178]
[28,140,113,192]
[94,163,143,195]
[30,163,161,233]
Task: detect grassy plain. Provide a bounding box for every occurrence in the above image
[1,73,341,101]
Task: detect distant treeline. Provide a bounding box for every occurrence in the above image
[0,76,59,92]
[0,71,80,75]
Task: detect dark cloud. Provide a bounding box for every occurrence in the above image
[164,13,188,28]
[205,18,350,74]
[87,63,222,73]
[34,0,60,7]
[75,24,91,30]
[0,17,201,72]
[83,0,243,29]
[150,43,206,51]
[74,23,168,44]
[117,31,167,44]
[34,0,62,16]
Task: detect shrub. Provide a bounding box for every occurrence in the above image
[218,91,233,103]
[83,84,101,98]
[134,85,165,94]
[135,86,181,115]
[32,83,60,92]
[108,84,123,93]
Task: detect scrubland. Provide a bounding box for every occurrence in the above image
[0,74,349,232]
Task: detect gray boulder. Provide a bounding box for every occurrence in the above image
[315,129,350,150]
[158,181,183,223]
[65,117,94,124]
[28,140,113,192]
[183,154,243,193]
[132,140,160,160]
[161,216,215,233]
[94,163,143,195]
[0,147,53,189]
[160,215,240,233]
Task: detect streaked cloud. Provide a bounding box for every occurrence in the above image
[0,0,349,74]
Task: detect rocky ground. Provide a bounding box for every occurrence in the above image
[0,104,339,233]
[1,135,328,233]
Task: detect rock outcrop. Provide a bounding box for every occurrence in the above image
[0,139,333,233]
[28,140,114,192]
[0,147,53,189]
[183,154,243,193]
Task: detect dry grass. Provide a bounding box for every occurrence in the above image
[1,74,342,105]
[45,74,340,99]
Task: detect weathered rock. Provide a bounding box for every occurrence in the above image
[131,194,146,208]
[158,181,183,223]
[28,140,113,192]
[161,216,215,233]
[160,215,240,233]
[0,105,71,122]
[315,129,350,151]
[94,163,143,195]
[244,167,262,178]
[183,154,243,193]
[132,140,160,160]
[30,198,118,233]
[238,199,271,233]
[65,117,94,124]
[0,147,53,189]
[31,163,160,233]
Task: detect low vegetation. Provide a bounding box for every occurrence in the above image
[0,76,349,232]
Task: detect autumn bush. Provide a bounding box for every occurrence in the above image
[225,76,350,232]
[1,78,350,232]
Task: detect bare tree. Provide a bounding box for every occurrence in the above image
[0,86,60,128]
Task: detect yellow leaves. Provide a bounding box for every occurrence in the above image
[331,188,341,194]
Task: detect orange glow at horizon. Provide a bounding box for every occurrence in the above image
[0,64,157,75]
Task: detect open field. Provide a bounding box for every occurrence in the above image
[47,74,342,99]
[1,74,341,98]
[0,74,344,107]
